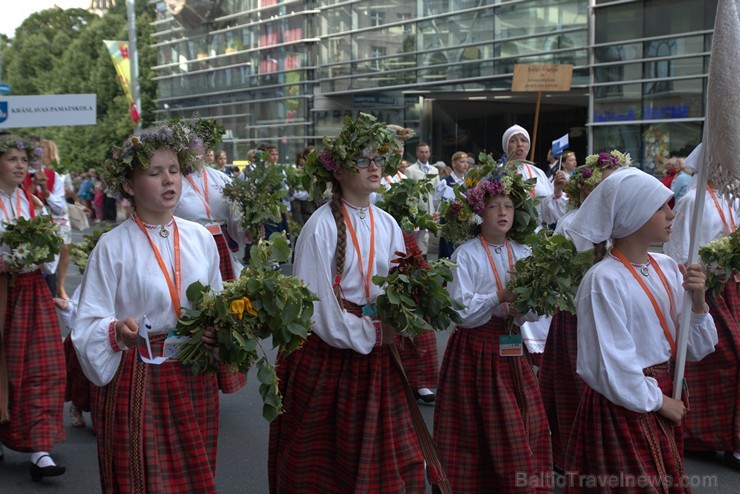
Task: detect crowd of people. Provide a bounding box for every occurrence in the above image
[0,114,736,494]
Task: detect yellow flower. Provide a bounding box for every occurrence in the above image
[230,298,245,320]
[243,297,258,317]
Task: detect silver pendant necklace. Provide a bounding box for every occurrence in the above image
[159,226,170,238]
[639,265,650,277]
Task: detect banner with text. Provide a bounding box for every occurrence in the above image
[104,40,140,124]
[0,94,96,129]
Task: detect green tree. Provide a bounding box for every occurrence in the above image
[2,1,157,171]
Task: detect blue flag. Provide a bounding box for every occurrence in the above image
[552,134,569,157]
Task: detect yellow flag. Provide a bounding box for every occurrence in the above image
[103,40,140,124]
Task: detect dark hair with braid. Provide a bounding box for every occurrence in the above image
[328,178,347,307]
[593,240,608,265]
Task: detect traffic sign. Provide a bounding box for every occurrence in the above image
[0,84,10,95]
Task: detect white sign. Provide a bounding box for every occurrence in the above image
[0,94,97,129]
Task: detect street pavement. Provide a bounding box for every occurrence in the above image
[1,222,737,492]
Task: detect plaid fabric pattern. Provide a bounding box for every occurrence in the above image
[683,280,739,452]
[525,345,543,369]
[397,329,439,389]
[565,366,687,494]
[94,336,220,493]
[0,272,66,451]
[433,319,553,493]
[213,233,248,394]
[64,334,91,411]
[269,302,426,494]
[539,311,585,468]
[214,232,236,281]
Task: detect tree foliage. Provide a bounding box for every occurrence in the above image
[1,1,157,172]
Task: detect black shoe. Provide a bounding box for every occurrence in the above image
[724,451,740,472]
[30,455,66,482]
[413,388,436,406]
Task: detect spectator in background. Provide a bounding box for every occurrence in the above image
[660,156,681,190]
[77,170,95,215]
[205,149,216,167]
[435,161,451,179]
[670,158,693,204]
[559,150,578,181]
[215,151,230,176]
[404,142,440,256]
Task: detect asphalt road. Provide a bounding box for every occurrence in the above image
[0,222,737,492]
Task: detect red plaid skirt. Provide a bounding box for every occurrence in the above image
[94,335,220,493]
[565,365,687,494]
[397,329,439,389]
[0,271,66,452]
[214,232,248,394]
[433,318,553,493]
[539,311,584,468]
[269,303,426,494]
[64,334,91,411]
[683,280,739,452]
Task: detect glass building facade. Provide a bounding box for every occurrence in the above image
[149,0,717,170]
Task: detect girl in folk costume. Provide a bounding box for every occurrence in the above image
[175,118,246,394]
[0,136,67,481]
[434,167,552,493]
[539,150,631,469]
[502,125,567,368]
[564,168,718,493]
[664,144,739,469]
[269,114,426,493]
[72,124,224,493]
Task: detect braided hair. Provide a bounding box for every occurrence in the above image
[328,179,347,307]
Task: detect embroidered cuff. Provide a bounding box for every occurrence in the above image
[373,319,383,347]
[108,321,125,352]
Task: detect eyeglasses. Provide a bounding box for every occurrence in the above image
[352,156,386,168]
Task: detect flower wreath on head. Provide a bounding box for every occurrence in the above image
[179,113,225,164]
[302,113,403,200]
[100,122,201,196]
[0,135,30,156]
[563,149,632,209]
[440,152,539,245]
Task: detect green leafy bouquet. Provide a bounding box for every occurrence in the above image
[174,233,317,421]
[376,177,439,234]
[222,151,288,240]
[1,216,63,281]
[699,229,739,297]
[372,244,462,338]
[68,226,112,274]
[507,230,594,316]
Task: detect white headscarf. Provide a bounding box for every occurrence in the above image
[565,167,673,252]
[683,143,702,192]
[502,125,530,156]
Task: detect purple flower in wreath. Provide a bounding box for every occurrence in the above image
[597,152,619,169]
[34,146,43,158]
[466,179,504,215]
[319,149,341,173]
[14,140,25,150]
[581,167,593,179]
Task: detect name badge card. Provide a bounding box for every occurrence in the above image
[500,333,523,357]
